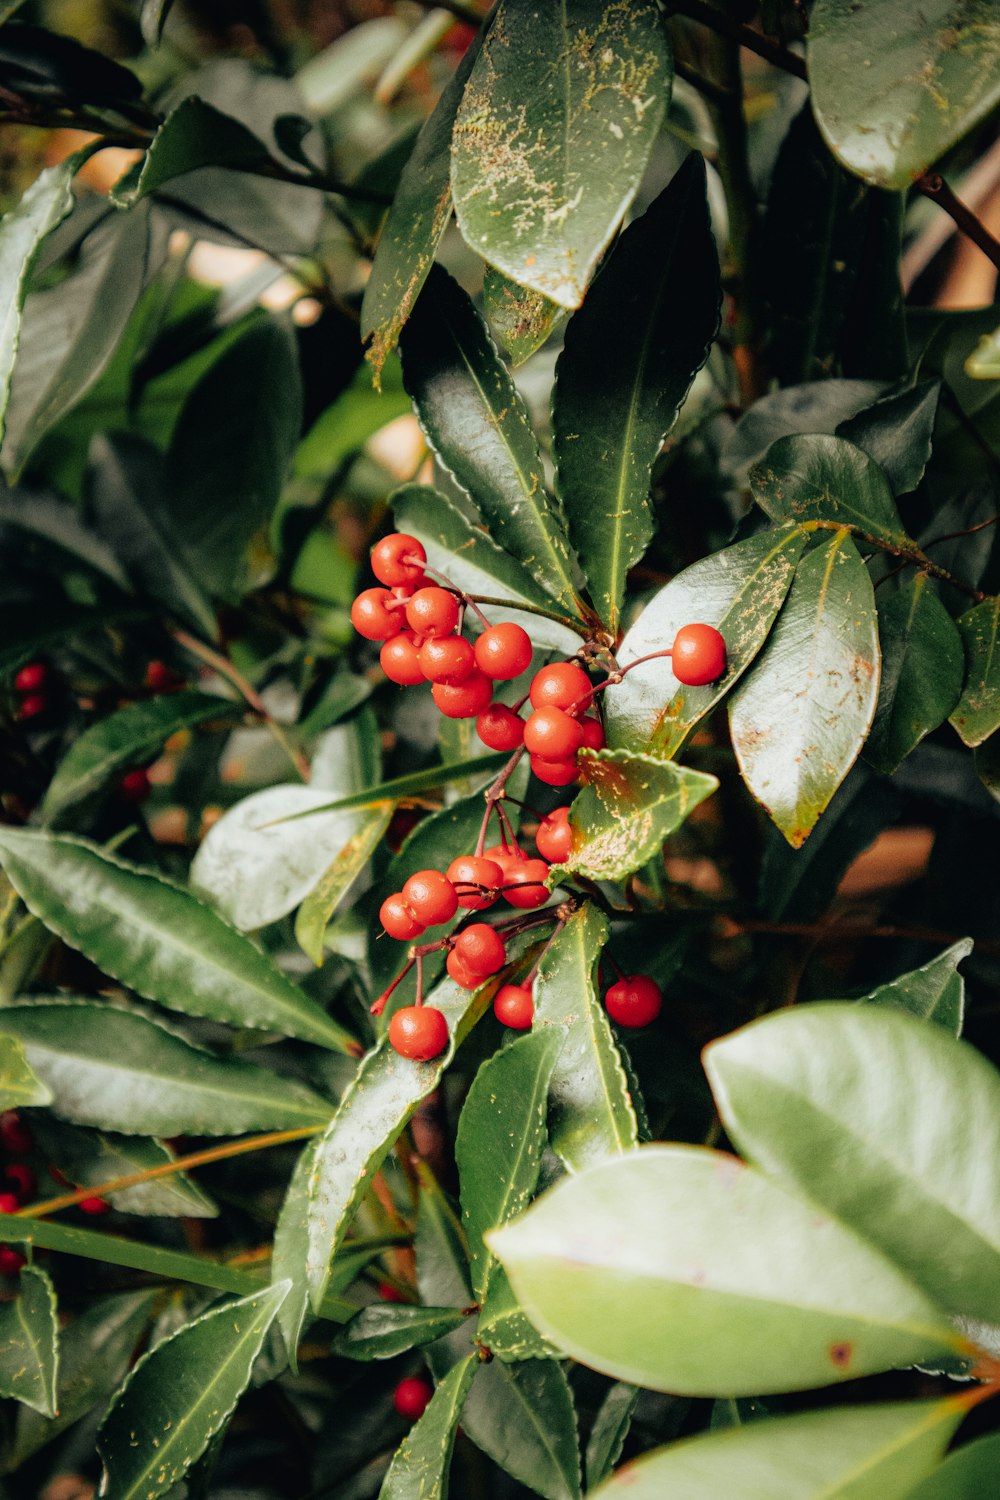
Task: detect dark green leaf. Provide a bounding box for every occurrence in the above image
[451,0,670,308]
[0,1264,58,1417]
[906,1431,1000,1499]
[483,269,562,366]
[866,574,964,773]
[272,754,509,824]
[294,356,411,478]
[296,803,394,965]
[585,1382,638,1490]
[32,1118,216,1217]
[378,1355,477,1500]
[553,155,719,634]
[837,381,940,497]
[750,433,909,548]
[949,595,1000,747]
[859,938,971,1035]
[331,1304,468,1361]
[112,98,282,206]
[559,751,717,882]
[0,1032,52,1110]
[0,488,128,589]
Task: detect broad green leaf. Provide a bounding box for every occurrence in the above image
[331,1305,468,1361]
[489,1144,959,1395]
[859,938,971,1035]
[729,531,881,847]
[97,1281,288,1500]
[809,0,1000,190]
[949,595,1000,747]
[865,575,964,773]
[588,1398,969,1500]
[296,803,393,965]
[0,1032,52,1110]
[0,1000,333,1135]
[0,489,128,589]
[294,356,411,478]
[379,1355,477,1500]
[0,1264,58,1417]
[585,1382,639,1490]
[484,269,562,366]
[705,1002,1000,1325]
[0,828,354,1051]
[906,1431,1000,1499]
[559,751,717,882]
[112,98,280,206]
[750,434,909,549]
[534,904,638,1171]
[553,155,719,635]
[41,692,228,823]
[604,527,806,757]
[33,1118,216,1218]
[451,0,670,308]
[399,266,582,617]
[837,381,940,498]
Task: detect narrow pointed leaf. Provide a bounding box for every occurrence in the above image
[559,751,717,882]
[906,1431,1000,1499]
[484,269,562,366]
[865,575,964,773]
[949,595,1000,747]
[553,156,719,634]
[751,434,909,548]
[585,1382,639,1490]
[378,1354,477,1500]
[332,1305,468,1362]
[272,1134,323,1364]
[111,98,281,206]
[34,1118,216,1217]
[266,753,509,823]
[295,802,393,965]
[0,1265,58,1417]
[859,938,971,1035]
[0,1032,53,1109]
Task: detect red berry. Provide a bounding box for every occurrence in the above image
[580,716,605,752]
[352,588,403,641]
[145,660,181,692]
[536,807,573,864]
[371,533,427,589]
[402,870,458,927]
[393,1374,434,1420]
[79,1196,112,1216]
[386,807,425,853]
[671,624,727,687]
[431,673,493,720]
[483,843,522,879]
[605,974,663,1028]
[17,694,47,721]
[524,707,584,760]
[0,1246,25,1277]
[380,633,425,686]
[503,858,550,909]
[405,587,459,638]
[378,1281,407,1302]
[452,923,506,977]
[475,623,532,680]
[418,635,476,685]
[446,947,481,989]
[4,1164,34,1202]
[0,1113,33,1156]
[388,1006,449,1061]
[121,768,152,803]
[14,662,47,694]
[529,662,592,713]
[380,894,424,941]
[0,1193,20,1215]
[446,855,502,911]
[494,984,534,1030]
[477,704,525,751]
[531,756,580,788]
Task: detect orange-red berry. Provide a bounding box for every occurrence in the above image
[446,855,502,911]
[17,694,47,721]
[402,870,458,927]
[0,1246,25,1276]
[0,1113,33,1156]
[476,704,525,751]
[388,1007,449,1061]
[494,984,534,1030]
[79,1196,112,1216]
[121,768,152,803]
[14,662,47,694]
[671,624,726,686]
[524,707,584,761]
[446,947,481,989]
[393,1374,434,1419]
[405,588,459,638]
[431,673,493,720]
[452,923,506,977]
[529,662,592,713]
[531,756,580,788]
[0,1193,19,1215]
[371,533,427,589]
[418,635,476,685]
[536,807,573,864]
[580,716,605,752]
[380,633,425,686]
[605,974,663,1028]
[380,894,424,941]
[474,623,532,680]
[503,858,551,909]
[352,588,403,641]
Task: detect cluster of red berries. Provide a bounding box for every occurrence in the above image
[0,1110,34,1276]
[12,660,49,723]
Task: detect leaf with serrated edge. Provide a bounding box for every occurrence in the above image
[585,1383,639,1491]
[858,938,971,1036]
[0,827,353,1052]
[272,1134,322,1367]
[489,1145,961,1395]
[707,1003,1000,1324]
[949,595,1000,747]
[111,98,278,206]
[484,268,562,366]
[0,1032,52,1109]
[751,433,910,549]
[295,803,392,965]
[729,531,880,847]
[0,1265,59,1417]
[378,1355,477,1500]
[98,1282,288,1500]
[33,1118,215,1218]
[866,574,964,773]
[332,1305,468,1362]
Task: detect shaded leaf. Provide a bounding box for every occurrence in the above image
[484,268,562,366]
[277,753,510,822]
[0,1032,52,1110]
[858,938,971,1035]
[585,1382,639,1491]
[331,1304,468,1362]
[0,1264,58,1417]
[949,595,1000,747]
[906,1431,1000,1499]
[296,803,393,965]
[751,433,909,548]
[378,1355,477,1500]
[32,1118,216,1218]
[0,487,128,589]
[837,381,940,497]
[295,356,411,478]
[112,98,282,206]
[865,575,964,773]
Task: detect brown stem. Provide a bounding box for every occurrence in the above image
[371,957,416,1015]
[465,595,592,637]
[923,512,1000,550]
[801,521,986,602]
[916,172,1000,276]
[726,916,1000,957]
[669,0,807,79]
[474,745,527,856]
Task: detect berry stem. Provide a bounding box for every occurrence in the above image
[463,594,592,637]
[371,958,416,1015]
[474,745,526,857]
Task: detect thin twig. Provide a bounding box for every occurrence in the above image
[916,173,1000,276]
[801,520,986,602]
[669,0,807,80]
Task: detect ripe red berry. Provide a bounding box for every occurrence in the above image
[503,858,551,909]
[388,1006,449,1061]
[0,1193,20,1215]
[536,807,573,864]
[494,984,534,1030]
[17,694,47,721]
[0,1246,25,1277]
[393,1374,434,1420]
[446,947,481,989]
[371,533,427,589]
[4,1164,34,1202]
[418,635,475,685]
[671,623,727,686]
[446,855,502,911]
[0,1113,33,1156]
[402,870,458,927]
[79,1196,112,1216]
[352,588,403,641]
[475,623,532,680]
[524,707,584,761]
[120,768,152,803]
[483,843,522,880]
[452,923,506,977]
[531,756,580,788]
[380,894,424,941]
[431,673,493,720]
[14,662,47,694]
[405,587,460,638]
[378,1281,407,1302]
[580,716,605,752]
[145,660,181,692]
[605,974,663,1028]
[529,662,592,713]
[477,704,525,751]
[380,633,425,686]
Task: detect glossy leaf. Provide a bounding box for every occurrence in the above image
[379,1354,477,1500]
[0,1264,58,1417]
[949,595,1000,747]
[837,381,940,498]
[0,999,333,1135]
[97,1281,288,1500]
[553,155,719,634]
[0,1032,52,1110]
[859,938,971,1035]
[451,0,670,308]
[560,750,717,882]
[332,1304,468,1362]
[399,265,581,617]
[588,1398,969,1500]
[272,1134,322,1364]
[604,527,805,757]
[585,1383,639,1490]
[706,1002,1000,1324]
[33,1118,216,1218]
[0,828,353,1052]
[729,531,881,847]
[484,269,562,366]
[112,97,280,205]
[906,1431,1000,1499]
[489,1145,959,1395]
[865,575,964,773]
[809,0,1000,190]
[295,803,393,965]
[750,434,909,549]
[534,904,638,1171]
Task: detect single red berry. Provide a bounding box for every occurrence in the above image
[79,1196,112,1216]
[524,707,584,761]
[474,623,533,681]
[418,635,475,685]
[605,974,663,1028]
[380,894,424,941]
[0,1113,33,1156]
[531,756,580,788]
[393,1374,434,1420]
[580,716,605,752]
[536,807,573,864]
[476,704,525,751]
[529,662,592,713]
[452,923,506,977]
[671,623,727,686]
[352,588,403,641]
[446,855,502,911]
[378,1281,407,1302]
[494,984,534,1030]
[4,1164,35,1202]
[120,767,152,803]
[0,1246,25,1277]
[483,843,522,880]
[431,673,493,720]
[446,947,481,989]
[14,662,47,694]
[405,587,460,639]
[380,633,425,686]
[145,660,181,692]
[17,694,47,722]
[402,870,458,927]
[0,1193,20,1215]
[371,533,427,589]
[388,1006,449,1061]
[503,858,551,909]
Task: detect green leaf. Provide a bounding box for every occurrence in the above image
[489,1144,959,1396]
[483,269,562,366]
[587,1398,969,1500]
[729,531,881,847]
[534,904,638,1171]
[0,1264,58,1417]
[112,98,282,206]
[399,265,582,618]
[906,1431,1000,1499]
[949,595,1000,747]
[559,751,717,882]
[965,323,1000,379]
[272,1134,322,1365]
[41,691,228,824]
[585,1382,639,1490]
[836,381,941,498]
[0,1032,52,1110]
[267,754,509,823]
[295,355,411,478]
[378,1355,477,1500]
[552,155,719,635]
[295,803,393,965]
[97,1281,288,1500]
[331,1304,468,1361]
[451,0,671,308]
[859,938,972,1035]
[33,1118,216,1218]
[809,0,1000,190]
[604,527,806,758]
[0,827,354,1052]
[865,575,964,773]
[750,434,909,549]
[0,999,333,1135]
[705,1002,1000,1325]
